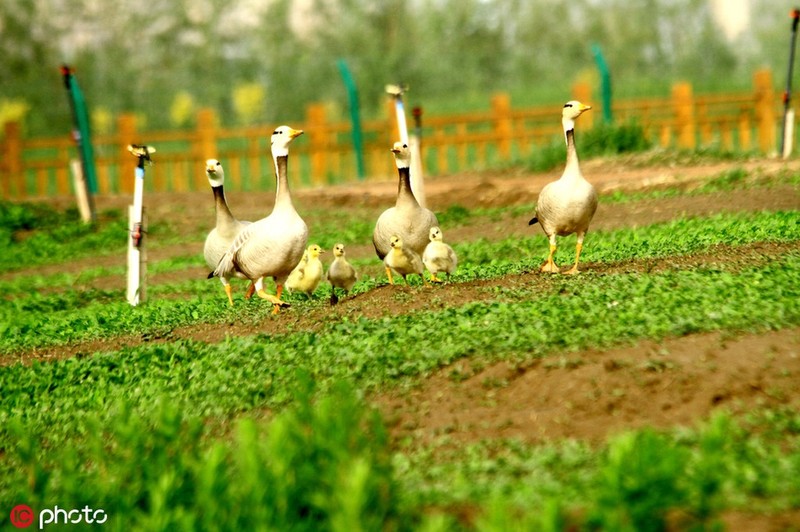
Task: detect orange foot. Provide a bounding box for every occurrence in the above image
[257,290,291,308]
[540,260,559,273]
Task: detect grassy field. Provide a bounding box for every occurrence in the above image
[0,152,799,530]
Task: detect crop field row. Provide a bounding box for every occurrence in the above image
[0,160,799,530]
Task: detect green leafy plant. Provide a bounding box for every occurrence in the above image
[2,378,408,531]
[589,429,687,531]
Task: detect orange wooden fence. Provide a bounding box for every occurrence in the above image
[0,68,783,200]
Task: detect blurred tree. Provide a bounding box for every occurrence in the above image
[0,0,792,136]
[413,0,508,97]
[232,83,266,125]
[0,1,69,133]
[170,91,196,128]
[90,106,113,136]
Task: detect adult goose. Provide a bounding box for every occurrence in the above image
[529,101,596,274]
[214,126,308,313]
[372,142,438,284]
[203,159,255,305]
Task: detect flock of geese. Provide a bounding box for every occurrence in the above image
[204,101,595,313]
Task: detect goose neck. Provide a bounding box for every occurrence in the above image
[273,154,294,209]
[212,185,234,223]
[563,126,581,178]
[396,166,418,207]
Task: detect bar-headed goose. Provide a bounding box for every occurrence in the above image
[203,159,256,305]
[529,101,597,274]
[373,142,438,284]
[213,126,308,313]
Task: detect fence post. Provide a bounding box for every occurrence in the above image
[571,81,595,129]
[492,93,513,160]
[672,82,695,149]
[118,114,137,194]
[753,68,776,154]
[387,98,401,146]
[307,103,327,185]
[195,108,217,190]
[3,122,24,198]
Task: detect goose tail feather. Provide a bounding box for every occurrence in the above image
[214,252,235,279]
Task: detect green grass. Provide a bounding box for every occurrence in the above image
[400,409,800,530]
[1,379,798,530]
[1,209,798,354]
[2,252,799,437]
[1,380,410,531]
[1,167,799,529]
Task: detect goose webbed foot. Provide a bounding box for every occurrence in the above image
[257,289,291,309]
[540,260,560,273]
[541,242,559,273]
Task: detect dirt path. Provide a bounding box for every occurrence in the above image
[378,326,800,445]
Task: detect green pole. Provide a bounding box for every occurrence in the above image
[61,65,99,220]
[591,44,613,124]
[336,59,365,180]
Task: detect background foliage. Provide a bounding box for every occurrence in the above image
[0,0,794,136]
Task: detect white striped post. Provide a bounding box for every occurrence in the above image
[386,84,427,208]
[126,145,155,306]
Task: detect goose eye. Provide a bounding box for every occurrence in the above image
[403,144,408,148]
[564,103,573,108]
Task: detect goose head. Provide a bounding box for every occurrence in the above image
[271,125,304,157]
[390,141,411,169]
[389,235,404,249]
[429,227,443,242]
[561,100,592,134]
[333,243,346,258]
[206,158,224,187]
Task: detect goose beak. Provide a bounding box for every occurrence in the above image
[580,103,592,112]
[206,165,216,173]
[391,147,400,154]
[289,128,304,139]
